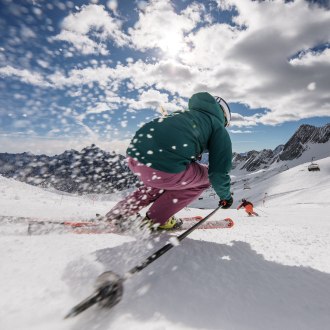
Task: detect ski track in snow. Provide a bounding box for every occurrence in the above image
[0,157,330,330]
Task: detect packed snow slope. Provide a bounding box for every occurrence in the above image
[1,157,330,330]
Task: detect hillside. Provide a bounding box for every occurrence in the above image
[1,158,330,330]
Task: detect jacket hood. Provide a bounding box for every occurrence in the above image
[188,92,225,126]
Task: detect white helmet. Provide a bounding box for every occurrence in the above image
[214,96,231,127]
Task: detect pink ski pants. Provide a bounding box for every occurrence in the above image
[107,157,210,225]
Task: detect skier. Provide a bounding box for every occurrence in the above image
[105,92,233,231]
[237,199,259,216]
[262,192,268,207]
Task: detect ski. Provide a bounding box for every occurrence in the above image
[1,215,234,235]
[176,217,234,231]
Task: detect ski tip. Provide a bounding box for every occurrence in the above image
[64,308,78,319]
[64,298,97,319]
[224,217,234,228]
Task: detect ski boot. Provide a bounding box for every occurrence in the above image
[141,214,183,232]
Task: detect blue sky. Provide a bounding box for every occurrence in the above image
[0,0,329,155]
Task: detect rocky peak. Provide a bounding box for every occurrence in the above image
[241,149,275,172]
[279,124,330,161]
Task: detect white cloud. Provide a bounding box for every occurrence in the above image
[51,4,129,55]
[183,0,330,125]
[182,23,241,68]
[106,0,118,13]
[20,26,37,39]
[48,59,199,97]
[114,59,200,96]
[214,0,234,11]
[0,134,130,155]
[0,65,49,87]
[86,102,117,114]
[129,0,202,57]
[127,89,169,111]
[52,30,109,55]
[181,2,206,25]
[4,0,330,129]
[229,129,253,134]
[136,1,148,11]
[48,66,116,87]
[50,0,327,126]
[230,112,259,128]
[290,48,330,67]
[307,82,316,91]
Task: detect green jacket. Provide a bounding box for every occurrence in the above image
[127,92,232,200]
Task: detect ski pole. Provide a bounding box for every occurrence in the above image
[124,206,222,277]
[65,206,222,318]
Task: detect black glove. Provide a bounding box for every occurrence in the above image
[219,197,233,209]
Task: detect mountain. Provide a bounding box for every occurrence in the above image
[232,123,330,171]
[0,144,138,194]
[279,124,330,161]
[231,145,287,172]
[1,124,329,193]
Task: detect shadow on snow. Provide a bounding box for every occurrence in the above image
[65,239,330,330]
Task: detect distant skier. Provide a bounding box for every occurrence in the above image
[105,92,233,231]
[237,199,259,217]
[262,192,268,207]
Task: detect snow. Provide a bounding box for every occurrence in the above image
[1,157,330,330]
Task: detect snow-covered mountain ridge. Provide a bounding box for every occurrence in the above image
[194,123,330,172]
[0,124,329,193]
[280,123,330,160]
[0,144,138,194]
[232,123,330,172]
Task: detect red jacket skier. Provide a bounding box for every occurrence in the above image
[237,199,258,216]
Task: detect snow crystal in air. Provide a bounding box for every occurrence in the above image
[169,237,180,247]
[136,285,150,296]
[307,82,316,91]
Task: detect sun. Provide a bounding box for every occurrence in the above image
[159,31,184,58]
